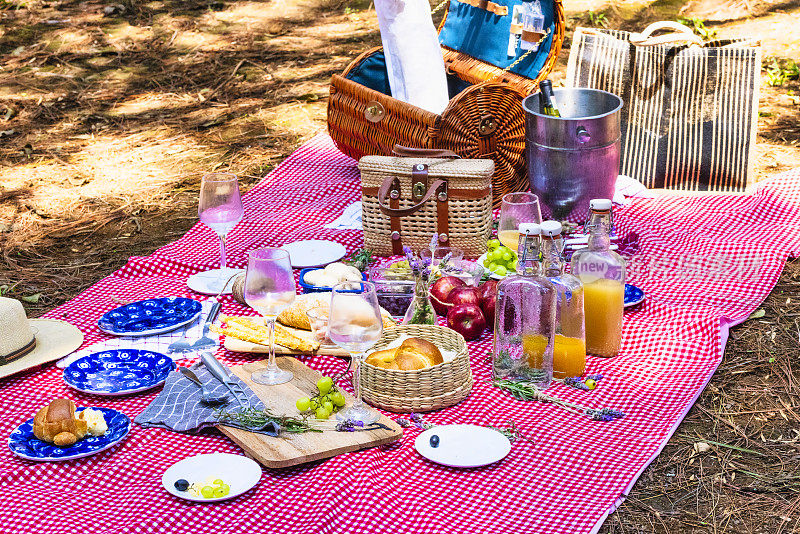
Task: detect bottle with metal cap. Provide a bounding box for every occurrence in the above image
[541,220,586,378]
[538,80,561,117]
[570,199,625,357]
[492,223,556,388]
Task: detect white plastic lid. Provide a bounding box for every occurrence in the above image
[589,198,612,211]
[540,220,562,237]
[518,223,541,235]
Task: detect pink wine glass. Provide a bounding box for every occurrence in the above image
[244,248,297,385]
[198,173,244,291]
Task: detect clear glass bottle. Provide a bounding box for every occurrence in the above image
[570,199,625,357]
[402,274,437,325]
[541,220,586,378]
[520,0,545,52]
[492,223,556,388]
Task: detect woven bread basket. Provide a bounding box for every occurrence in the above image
[360,325,473,413]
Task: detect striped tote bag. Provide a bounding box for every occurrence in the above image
[566,22,761,192]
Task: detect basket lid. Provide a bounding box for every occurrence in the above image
[437,0,557,82]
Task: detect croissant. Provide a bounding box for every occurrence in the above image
[32,399,88,447]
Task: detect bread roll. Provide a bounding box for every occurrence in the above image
[364,337,443,371]
[278,292,397,331]
[32,399,88,447]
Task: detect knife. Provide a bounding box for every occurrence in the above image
[200,351,250,408]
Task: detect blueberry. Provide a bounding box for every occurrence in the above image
[174,479,190,492]
[429,434,440,448]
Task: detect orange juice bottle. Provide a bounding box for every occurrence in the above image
[571,199,625,358]
[541,221,586,378]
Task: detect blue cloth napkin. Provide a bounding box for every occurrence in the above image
[134,365,263,432]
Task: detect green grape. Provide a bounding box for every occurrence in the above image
[483,258,492,267]
[317,376,333,396]
[221,484,230,496]
[315,407,330,419]
[323,400,334,413]
[201,486,214,498]
[213,487,226,498]
[213,479,224,486]
[494,265,508,277]
[486,249,498,261]
[331,391,346,407]
[487,239,501,250]
[501,250,512,262]
[295,397,311,412]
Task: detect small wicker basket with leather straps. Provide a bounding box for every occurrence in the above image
[328,0,565,206]
[360,324,473,413]
[359,146,493,257]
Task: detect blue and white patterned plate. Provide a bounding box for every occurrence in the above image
[624,284,645,308]
[8,407,130,462]
[98,297,201,336]
[63,349,175,396]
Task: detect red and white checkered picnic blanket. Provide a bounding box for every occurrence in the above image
[2,134,799,534]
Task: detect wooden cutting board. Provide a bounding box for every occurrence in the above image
[218,358,403,468]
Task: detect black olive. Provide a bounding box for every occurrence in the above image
[430,434,440,448]
[174,479,190,492]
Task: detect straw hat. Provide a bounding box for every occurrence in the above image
[0,297,83,380]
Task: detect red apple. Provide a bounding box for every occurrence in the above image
[478,280,498,303]
[429,276,466,315]
[446,303,486,341]
[447,286,481,308]
[478,280,498,331]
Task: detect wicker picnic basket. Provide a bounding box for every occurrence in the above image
[359,152,494,257]
[360,325,473,413]
[328,0,565,206]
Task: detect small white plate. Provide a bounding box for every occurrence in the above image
[187,268,245,295]
[162,453,261,502]
[414,424,511,468]
[281,240,346,268]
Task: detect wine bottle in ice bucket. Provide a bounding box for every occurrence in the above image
[538,80,560,117]
[570,199,625,358]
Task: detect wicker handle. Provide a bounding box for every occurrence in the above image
[392,145,460,159]
[377,176,447,217]
[629,21,704,47]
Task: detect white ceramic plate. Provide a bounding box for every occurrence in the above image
[187,268,245,295]
[414,424,511,468]
[281,240,346,268]
[162,453,262,503]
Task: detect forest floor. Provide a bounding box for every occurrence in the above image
[1,0,798,531]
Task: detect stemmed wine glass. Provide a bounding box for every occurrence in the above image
[498,192,542,251]
[198,173,244,293]
[328,281,383,425]
[244,248,296,385]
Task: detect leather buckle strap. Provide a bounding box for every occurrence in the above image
[377,176,449,217]
[456,0,508,16]
[0,336,35,365]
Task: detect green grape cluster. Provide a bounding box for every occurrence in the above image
[295,376,347,420]
[200,479,230,499]
[483,239,518,277]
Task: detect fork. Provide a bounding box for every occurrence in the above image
[167,271,239,354]
[190,302,221,350]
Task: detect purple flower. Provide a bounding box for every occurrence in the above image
[395,418,411,428]
[429,234,438,251]
[409,413,423,423]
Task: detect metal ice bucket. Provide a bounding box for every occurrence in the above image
[522,88,622,222]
